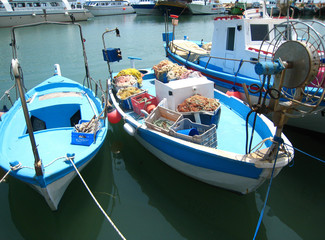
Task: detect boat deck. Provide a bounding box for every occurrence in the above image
[0,76,107,185]
[123,72,271,155]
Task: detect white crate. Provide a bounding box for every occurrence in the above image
[155,77,214,111]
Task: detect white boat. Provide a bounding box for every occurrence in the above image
[164,4,325,133]
[0,0,93,28]
[132,0,160,15]
[84,0,135,16]
[188,0,226,15]
[0,22,108,210]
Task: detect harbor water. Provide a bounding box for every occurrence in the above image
[0,14,325,240]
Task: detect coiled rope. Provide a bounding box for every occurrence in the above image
[67,155,126,240]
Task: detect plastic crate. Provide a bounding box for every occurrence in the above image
[131,92,158,116]
[117,89,145,110]
[170,118,217,148]
[71,120,99,146]
[145,106,183,134]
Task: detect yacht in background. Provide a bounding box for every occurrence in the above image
[83,0,135,16]
[188,0,226,15]
[0,0,93,28]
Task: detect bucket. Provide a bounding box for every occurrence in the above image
[177,128,199,136]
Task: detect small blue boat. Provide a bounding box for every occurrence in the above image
[108,65,294,194]
[0,22,108,210]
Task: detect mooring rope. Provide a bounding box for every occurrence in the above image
[67,155,126,240]
[0,162,22,183]
[284,143,325,164]
[252,136,283,240]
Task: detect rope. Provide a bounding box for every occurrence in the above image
[0,162,22,183]
[252,138,282,240]
[67,155,126,240]
[283,143,325,164]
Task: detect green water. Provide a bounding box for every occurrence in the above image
[0,14,325,240]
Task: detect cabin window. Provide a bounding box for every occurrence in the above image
[251,24,269,41]
[275,25,292,41]
[226,27,235,51]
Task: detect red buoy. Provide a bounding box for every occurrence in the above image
[107,109,122,124]
[146,104,156,114]
[226,88,242,99]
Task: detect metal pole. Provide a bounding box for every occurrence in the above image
[12,59,43,176]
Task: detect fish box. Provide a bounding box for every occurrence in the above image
[155,77,214,111]
[71,120,98,146]
[131,92,158,116]
[145,106,183,134]
[170,118,217,148]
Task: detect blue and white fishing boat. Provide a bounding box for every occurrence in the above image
[103,23,299,193]
[107,64,294,194]
[0,22,108,211]
[164,2,325,133]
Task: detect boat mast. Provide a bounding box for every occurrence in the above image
[11,59,43,177]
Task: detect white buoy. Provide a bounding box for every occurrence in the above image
[123,123,135,136]
[54,64,62,76]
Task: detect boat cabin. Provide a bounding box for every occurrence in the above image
[206,15,287,79]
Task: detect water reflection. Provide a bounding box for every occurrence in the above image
[109,122,265,239]
[8,137,117,240]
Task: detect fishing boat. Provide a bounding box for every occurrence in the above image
[102,26,302,194]
[0,0,93,28]
[83,0,135,16]
[0,22,108,211]
[107,63,295,194]
[164,4,325,133]
[132,0,160,15]
[187,0,227,15]
[155,0,190,15]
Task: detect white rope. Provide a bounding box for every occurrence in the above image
[0,162,22,183]
[67,155,126,240]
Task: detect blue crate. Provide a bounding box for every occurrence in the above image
[102,48,122,62]
[71,120,98,146]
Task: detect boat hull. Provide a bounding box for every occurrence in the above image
[84,5,135,16]
[188,4,226,15]
[132,4,160,15]
[0,10,93,28]
[155,1,189,15]
[134,128,281,194]
[0,75,108,210]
